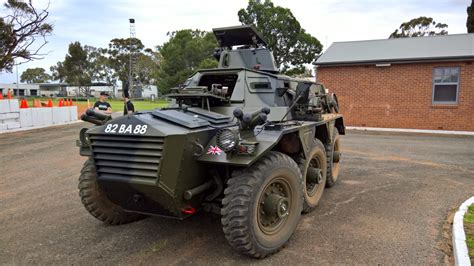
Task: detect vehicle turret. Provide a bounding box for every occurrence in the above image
[213,25,278,73]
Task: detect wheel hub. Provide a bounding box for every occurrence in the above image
[277,197,289,218]
[307,167,322,184]
[258,180,291,231]
[263,194,289,218]
[306,158,323,196]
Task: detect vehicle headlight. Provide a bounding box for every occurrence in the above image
[216,128,240,152]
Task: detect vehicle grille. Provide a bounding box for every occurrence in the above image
[90,135,164,180]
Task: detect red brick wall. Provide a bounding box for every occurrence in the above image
[317,61,474,131]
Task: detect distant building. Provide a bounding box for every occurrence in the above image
[315,33,474,131]
[115,84,159,99]
[140,85,159,99]
[66,84,117,97]
[0,83,159,99]
[0,83,67,97]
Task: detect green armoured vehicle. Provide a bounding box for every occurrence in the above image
[77,25,344,258]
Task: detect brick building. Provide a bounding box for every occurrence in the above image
[315,34,474,131]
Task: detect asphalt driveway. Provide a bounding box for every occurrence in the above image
[0,124,473,264]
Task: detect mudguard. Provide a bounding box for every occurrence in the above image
[198,114,343,166]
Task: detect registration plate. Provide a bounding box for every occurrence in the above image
[104,124,148,134]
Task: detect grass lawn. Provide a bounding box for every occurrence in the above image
[106,99,169,112]
[465,204,474,264]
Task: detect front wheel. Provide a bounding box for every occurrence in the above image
[221,152,304,258]
[78,159,145,225]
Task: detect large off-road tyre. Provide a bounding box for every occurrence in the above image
[297,139,327,213]
[78,159,145,225]
[325,129,341,188]
[221,152,304,259]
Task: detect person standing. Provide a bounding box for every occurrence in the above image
[93,92,112,114]
[123,96,135,115]
[123,82,135,115]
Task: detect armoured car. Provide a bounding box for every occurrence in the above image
[77,25,344,258]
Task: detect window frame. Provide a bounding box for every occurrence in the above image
[432,67,460,105]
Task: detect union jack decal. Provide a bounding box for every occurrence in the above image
[207,145,223,155]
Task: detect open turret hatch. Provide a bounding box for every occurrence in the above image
[213,25,268,47]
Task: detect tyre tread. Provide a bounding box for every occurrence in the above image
[325,129,340,188]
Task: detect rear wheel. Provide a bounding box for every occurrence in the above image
[298,139,327,213]
[78,159,145,225]
[221,152,303,258]
[326,129,341,187]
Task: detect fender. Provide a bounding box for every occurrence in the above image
[197,114,343,167]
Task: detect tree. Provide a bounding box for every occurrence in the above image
[50,42,92,96]
[20,67,50,83]
[135,49,160,86]
[103,38,159,96]
[85,45,116,86]
[238,0,322,71]
[0,0,53,72]
[468,0,474,33]
[389,16,448,38]
[157,30,218,93]
[51,38,160,97]
[284,66,313,78]
[105,38,144,84]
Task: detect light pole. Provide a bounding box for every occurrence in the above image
[15,60,19,96]
[128,18,135,98]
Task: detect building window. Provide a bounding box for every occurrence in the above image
[432,67,460,104]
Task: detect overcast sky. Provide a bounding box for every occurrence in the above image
[0,0,470,83]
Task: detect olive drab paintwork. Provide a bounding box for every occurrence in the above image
[77,25,345,238]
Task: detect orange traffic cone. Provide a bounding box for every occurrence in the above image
[47,99,53,107]
[65,98,70,106]
[7,89,12,99]
[58,98,64,107]
[70,99,74,106]
[0,93,3,99]
[20,99,28,108]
